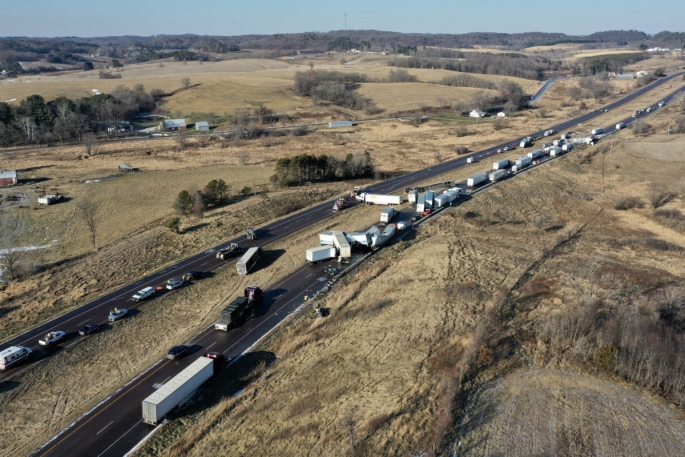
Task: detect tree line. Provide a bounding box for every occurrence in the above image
[271,152,374,187]
[293,70,379,113]
[0,85,157,146]
[173,179,233,219]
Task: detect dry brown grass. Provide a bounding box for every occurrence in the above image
[357,82,498,112]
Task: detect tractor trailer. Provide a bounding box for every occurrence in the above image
[306,246,337,263]
[380,207,397,224]
[361,194,402,206]
[467,173,488,188]
[214,287,262,331]
[236,247,261,275]
[489,169,507,182]
[492,159,510,171]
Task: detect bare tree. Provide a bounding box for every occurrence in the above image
[192,191,205,218]
[181,77,191,90]
[308,61,314,70]
[432,149,443,164]
[174,131,187,151]
[83,132,100,156]
[675,92,685,114]
[237,149,250,165]
[649,185,678,208]
[76,196,99,250]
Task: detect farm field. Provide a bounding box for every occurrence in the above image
[133,129,685,457]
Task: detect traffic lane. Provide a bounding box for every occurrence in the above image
[35,262,324,457]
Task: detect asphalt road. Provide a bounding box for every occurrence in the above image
[3,70,683,457]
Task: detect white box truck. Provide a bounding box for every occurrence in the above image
[549,147,564,157]
[0,346,32,370]
[467,173,487,187]
[562,143,574,152]
[306,246,337,263]
[443,190,459,203]
[489,169,507,182]
[515,156,532,168]
[380,207,396,224]
[237,247,261,275]
[616,123,625,130]
[492,159,510,171]
[591,128,604,135]
[527,149,543,160]
[142,357,214,425]
[364,194,402,206]
[407,189,418,204]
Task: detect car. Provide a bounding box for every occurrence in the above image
[543,131,550,137]
[204,352,227,368]
[502,146,509,152]
[79,324,100,336]
[167,345,189,359]
[39,331,66,346]
[108,308,128,322]
[646,107,651,113]
[166,279,184,290]
[659,101,665,107]
[182,271,204,282]
[324,265,340,277]
[422,208,433,217]
[204,351,224,360]
[132,286,155,301]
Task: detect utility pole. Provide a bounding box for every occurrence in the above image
[345,11,347,30]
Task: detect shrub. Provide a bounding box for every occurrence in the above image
[387,69,417,82]
[632,119,651,136]
[655,209,683,219]
[649,187,678,209]
[614,196,644,210]
[451,126,470,137]
[166,217,181,233]
[454,145,469,155]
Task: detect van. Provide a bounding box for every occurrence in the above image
[0,346,33,370]
[132,286,156,301]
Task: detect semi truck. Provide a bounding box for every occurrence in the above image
[616,123,625,130]
[527,149,543,160]
[571,136,594,145]
[380,207,396,224]
[216,243,242,260]
[489,169,507,182]
[236,247,261,275]
[306,246,337,263]
[215,286,263,331]
[361,193,403,206]
[549,147,564,157]
[405,181,455,194]
[332,195,353,211]
[561,143,574,152]
[142,357,214,425]
[515,156,532,168]
[467,173,487,187]
[591,128,604,135]
[416,193,427,213]
[492,159,510,171]
[407,189,418,204]
[434,193,451,208]
[332,231,351,258]
[425,190,435,208]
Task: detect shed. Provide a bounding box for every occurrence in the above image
[195,121,209,131]
[497,112,506,117]
[118,164,137,173]
[160,119,187,131]
[0,170,17,187]
[469,109,486,118]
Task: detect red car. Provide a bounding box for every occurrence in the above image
[422,208,433,216]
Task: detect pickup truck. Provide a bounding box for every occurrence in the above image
[132,287,155,301]
[39,331,66,346]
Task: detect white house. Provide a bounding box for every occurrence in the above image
[195,121,209,131]
[470,109,486,118]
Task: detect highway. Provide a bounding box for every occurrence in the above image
[1,70,682,457]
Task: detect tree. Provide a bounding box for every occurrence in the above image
[192,191,205,218]
[632,119,651,136]
[240,186,252,197]
[654,67,666,77]
[53,99,74,145]
[237,149,249,165]
[181,77,191,89]
[83,132,100,156]
[82,61,94,71]
[76,196,99,250]
[569,86,583,101]
[167,217,181,234]
[112,59,123,68]
[204,179,230,205]
[173,190,193,214]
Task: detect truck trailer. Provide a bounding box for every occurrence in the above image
[407,189,418,204]
[363,194,403,206]
[515,156,532,168]
[214,287,263,331]
[591,128,604,135]
[236,247,261,275]
[467,173,488,188]
[380,207,396,224]
[416,193,427,213]
[434,194,451,208]
[142,357,214,425]
[562,143,574,152]
[425,190,435,208]
[527,149,543,160]
[489,169,507,182]
[492,159,510,171]
[306,246,337,263]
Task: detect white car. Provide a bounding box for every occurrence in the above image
[39,331,66,346]
[132,286,155,301]
[166,279,184,290]
[108,308,128,322]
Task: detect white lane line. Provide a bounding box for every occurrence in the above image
[200,261,210,266]
[306,273,313,278]
[205,342,216,350]
[96,421,114,435]
[159,375,172,386]
[77,320,89,326]
[97,420,142,457]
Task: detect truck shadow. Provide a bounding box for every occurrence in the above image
[0,380,20,393]
[250,288,287,320]
[251,249,285,274]
[170,351,277,422]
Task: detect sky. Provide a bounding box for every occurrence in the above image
[2,0,683,37]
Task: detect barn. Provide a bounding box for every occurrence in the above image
[159,119,187,131]
[0,170,17,187]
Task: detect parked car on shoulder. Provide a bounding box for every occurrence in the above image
[182,271,204,282]
[79,324,100,336]
[132,286,155,301]
[108,308,128,322]
[39,331,66,346]
[167,345,188,360]
[166,279,184,290]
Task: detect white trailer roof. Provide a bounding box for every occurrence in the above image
[143,357,213,406]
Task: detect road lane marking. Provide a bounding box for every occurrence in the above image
[96,420,142,457]
[77,320,89,326]
[200,261,210,266]
[96,421,113,435]
[206,342,216,350]
[306,273,313,278]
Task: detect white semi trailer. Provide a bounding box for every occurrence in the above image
[306,246,337,263]
[467,173,488,188]
[489,169,507,182]
[363,194,403,206]
[142,357,214,425]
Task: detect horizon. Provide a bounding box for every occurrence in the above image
[3,0,685,38]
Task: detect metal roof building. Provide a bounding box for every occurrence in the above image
[195,121,209,131]
[160,119,187,131]
[0,170,17,187]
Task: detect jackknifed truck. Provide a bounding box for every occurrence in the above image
[142,357,214,425]
[306,246,337,263]
[214,286,263,331]
[236,247,261,275]
[380,207,396,224]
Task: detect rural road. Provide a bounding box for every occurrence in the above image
[2,70,683,457]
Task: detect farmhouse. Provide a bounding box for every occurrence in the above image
[0,170,17,187]
[159,119,187,131]
[195,121,210,131]
[470,109,486,118]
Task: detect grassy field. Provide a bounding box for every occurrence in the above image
[130,125,685,457]
[357,82,498,112]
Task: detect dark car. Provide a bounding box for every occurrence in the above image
[182,271,204,282]
[79,324,100,336]
[324,265,339,277]
[167,345,189,360]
